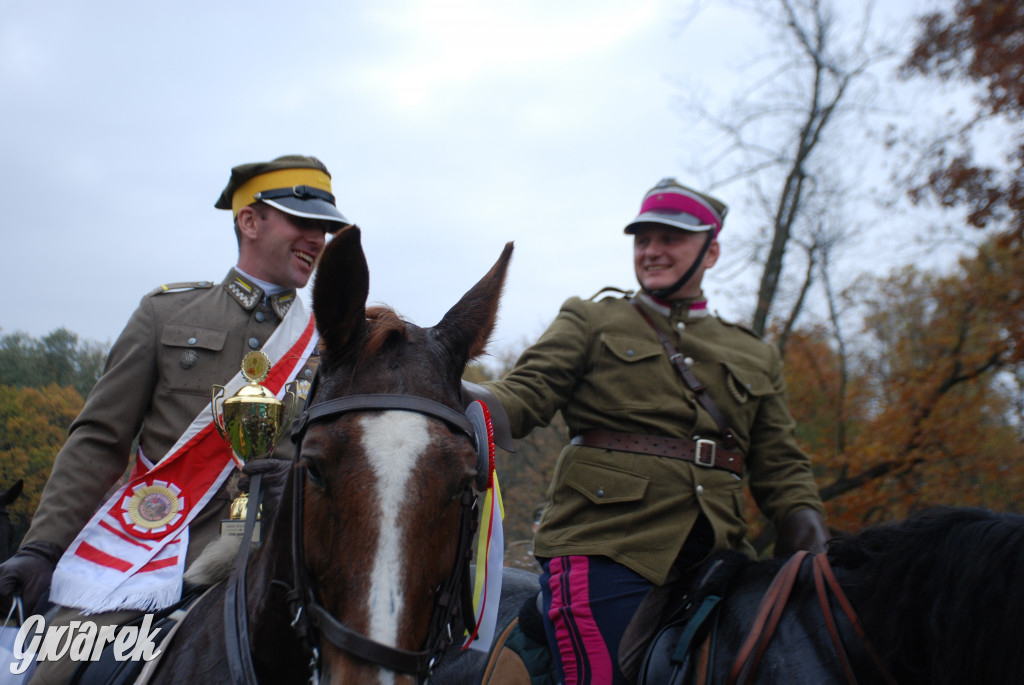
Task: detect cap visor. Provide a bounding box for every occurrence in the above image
[624,211,715,234]
[263,197,351,232]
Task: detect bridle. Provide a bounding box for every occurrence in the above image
[224,377,482,685]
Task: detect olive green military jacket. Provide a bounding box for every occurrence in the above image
[23,269,315,569]
[484,291,824,585]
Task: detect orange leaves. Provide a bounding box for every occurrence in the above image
[785,236,1024,533]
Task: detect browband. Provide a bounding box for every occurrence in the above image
[293,393,476,444]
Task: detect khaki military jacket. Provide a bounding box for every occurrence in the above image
[484,291,824,585]
[24,270,315,569]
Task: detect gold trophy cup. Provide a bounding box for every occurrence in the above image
[212,350,297,540]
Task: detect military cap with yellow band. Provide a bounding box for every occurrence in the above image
[215,154,350,232]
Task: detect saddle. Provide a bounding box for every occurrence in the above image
[480,552,748,685]
[632,552,747,685]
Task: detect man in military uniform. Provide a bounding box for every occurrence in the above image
[0,154,350,684]
[483,178,828,685]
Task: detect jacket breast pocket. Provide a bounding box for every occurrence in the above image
[590,333,665,412]
[718,361,775,429]
[160,324,229,394]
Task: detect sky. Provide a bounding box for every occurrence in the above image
[1,0,940,364]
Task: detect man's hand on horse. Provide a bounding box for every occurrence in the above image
[239,458,292,514]
[0,540,63,614]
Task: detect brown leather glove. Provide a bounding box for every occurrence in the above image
[775,508,829,557]
[0,540,63,614]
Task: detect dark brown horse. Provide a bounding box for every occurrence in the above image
[146,226,513,684]
[474,507,1024,685]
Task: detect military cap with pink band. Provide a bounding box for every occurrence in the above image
[624,177,728,236]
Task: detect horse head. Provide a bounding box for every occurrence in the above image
[0,479,22,562]
[0,480,23,510]
[294,225,512,683]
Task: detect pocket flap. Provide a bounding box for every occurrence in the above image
[161,324,228,351]
[600,334,662,364]
[722,361,774,398]
[564,460,649,505]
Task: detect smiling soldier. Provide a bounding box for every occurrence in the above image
[0,154,351,684]
[482,177,829,685]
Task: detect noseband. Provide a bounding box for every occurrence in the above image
[224,384,482,685]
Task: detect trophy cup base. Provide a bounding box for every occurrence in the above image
[221,519,262,543]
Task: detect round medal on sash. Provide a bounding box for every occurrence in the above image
[122,481,185,537]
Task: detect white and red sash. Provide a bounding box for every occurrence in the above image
[50,299,318,614]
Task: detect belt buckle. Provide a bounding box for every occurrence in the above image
[695,439,716,468]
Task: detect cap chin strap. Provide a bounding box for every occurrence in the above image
[640,230,714,300]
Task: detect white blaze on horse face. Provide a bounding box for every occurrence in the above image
[360,411,431,656]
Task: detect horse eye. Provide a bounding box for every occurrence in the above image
[303,458,324,487]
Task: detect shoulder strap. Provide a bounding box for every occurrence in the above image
[147,281,214,296]
[630,300,739,451]
[587,286,633,301]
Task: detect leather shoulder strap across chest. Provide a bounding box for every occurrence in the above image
[629,300,739,451]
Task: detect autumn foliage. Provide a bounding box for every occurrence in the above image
[0,384,84,544]
[780,235,1024,534]
[900,0,1024,244]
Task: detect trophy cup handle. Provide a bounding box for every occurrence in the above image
[211,384,229,442]
[276,381,299,444]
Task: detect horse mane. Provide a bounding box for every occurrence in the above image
[827,507,1024,684]
[362,306,407,360]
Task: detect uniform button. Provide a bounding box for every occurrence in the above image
[684,357,694,366]
[626,349,635,357]
[255,311,266,323]
[187,337,197,345]
[696,485,704,495]
[248,337,260,349]
[676,321,686,331]
[596,488,605,498]
[304,368,313,379]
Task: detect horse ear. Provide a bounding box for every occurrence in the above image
[0,480,22,507]
[312,225,369,354]
[435,242,513,363]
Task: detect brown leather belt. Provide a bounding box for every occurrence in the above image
[570,429,744,476]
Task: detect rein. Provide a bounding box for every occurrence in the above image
[219,380,479,685]
[727,552,896,685]
[224,471,266,684]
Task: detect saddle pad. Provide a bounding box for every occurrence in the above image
[481,617,559,685]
